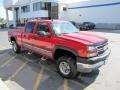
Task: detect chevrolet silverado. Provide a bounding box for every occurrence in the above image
[8,20,110,78]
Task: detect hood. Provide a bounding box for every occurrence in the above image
[58,32,107,45]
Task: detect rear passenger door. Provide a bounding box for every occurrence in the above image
[22,22,36,50]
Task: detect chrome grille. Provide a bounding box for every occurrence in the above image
[96,42,108,55]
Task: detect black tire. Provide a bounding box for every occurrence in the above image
[57,56,77,79]
[11,41,21,53]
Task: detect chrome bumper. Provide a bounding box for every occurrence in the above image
[77,61,105,72]
[77,49,110,73]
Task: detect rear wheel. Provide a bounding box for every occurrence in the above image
[12,41,21,53]
[57,56,77,79]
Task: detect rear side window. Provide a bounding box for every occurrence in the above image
[25,22,36,33]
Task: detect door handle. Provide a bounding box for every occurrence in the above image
[23,35,26,37]
[33,37,37,40]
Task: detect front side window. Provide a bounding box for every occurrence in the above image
[51,21,79,35]
[25,22,36,33]
[36,22,50,35]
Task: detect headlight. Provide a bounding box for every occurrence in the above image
[87,46,98,57]
[88,46,96,51]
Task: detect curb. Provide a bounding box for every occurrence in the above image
[0,78,9,90]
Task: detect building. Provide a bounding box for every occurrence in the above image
[4,0,120,29]
[67,0,120,29]
[3,0,68,27]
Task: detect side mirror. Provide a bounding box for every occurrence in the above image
[37,31,50,36]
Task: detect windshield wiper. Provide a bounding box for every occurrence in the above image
[60,33,69,35]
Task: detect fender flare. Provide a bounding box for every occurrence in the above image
[53,45,79,57]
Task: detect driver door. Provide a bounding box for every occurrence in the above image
[32,22,53,58]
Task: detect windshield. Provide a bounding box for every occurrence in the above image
[51,21,79,35]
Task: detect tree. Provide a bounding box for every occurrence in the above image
[0,17,5,25]
[0,17,6,28]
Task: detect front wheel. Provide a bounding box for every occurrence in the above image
[57,56,77,79]
[12,41,21,53]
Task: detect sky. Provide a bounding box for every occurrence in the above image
[0,0,13,20]
[58,0,90,3]
[0,0,6,19]
[0,0,3,5]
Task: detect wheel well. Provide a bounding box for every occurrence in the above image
[10,37,16,42]
[54,49,76,62]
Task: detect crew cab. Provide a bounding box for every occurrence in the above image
[8,20,110,78]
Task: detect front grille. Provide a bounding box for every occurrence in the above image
[96,42,108,56]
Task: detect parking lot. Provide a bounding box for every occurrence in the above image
[0,28,120,90]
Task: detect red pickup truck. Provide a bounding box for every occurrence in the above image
[8,20,110,78]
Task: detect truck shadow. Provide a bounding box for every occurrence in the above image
[0,49,99,90]
[20,50,99,90]
[70,70,99,90]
